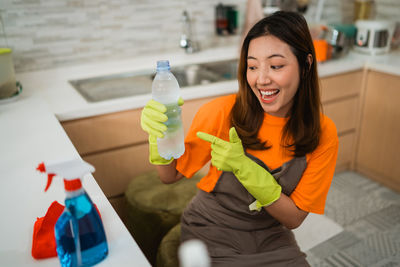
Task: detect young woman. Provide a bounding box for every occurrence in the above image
[141,11,338,266]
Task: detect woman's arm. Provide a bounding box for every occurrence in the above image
[155,159,185,184]
[265,193,308,229]
[273,118,339,228]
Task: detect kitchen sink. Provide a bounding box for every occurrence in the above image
[69,59,238,102]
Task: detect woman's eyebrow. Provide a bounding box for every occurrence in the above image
[247,54,285,60]
[268,54,285,59]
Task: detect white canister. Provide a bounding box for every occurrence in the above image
[354,20,395,55]
[0,48,18,99]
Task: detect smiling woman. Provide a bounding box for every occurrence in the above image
[140,11,338,267]
[246,35,301,117]
[233,11,321,155]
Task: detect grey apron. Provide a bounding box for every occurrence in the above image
[181,155,310,267]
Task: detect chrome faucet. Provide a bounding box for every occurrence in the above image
[180,10,199,53]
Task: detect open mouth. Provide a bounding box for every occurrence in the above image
[259,89,280,103]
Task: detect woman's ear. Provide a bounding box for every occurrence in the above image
[306,54,313,70]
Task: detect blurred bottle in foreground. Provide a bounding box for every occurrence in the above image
[179,239,210,267]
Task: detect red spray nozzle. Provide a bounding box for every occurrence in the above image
[36,162,56,192]
[36,162,46,173]
[36,159,95,192]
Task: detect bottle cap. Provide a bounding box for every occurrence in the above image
[156,60,170,71]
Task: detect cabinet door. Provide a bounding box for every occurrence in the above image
[336,133,356,172]
[320,71,362,171]
[356,71,400,192]
[320,71,362,103]
[62,109,147,155]
[323,97,359,134]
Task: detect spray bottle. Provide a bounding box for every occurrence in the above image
[36,159,108,267]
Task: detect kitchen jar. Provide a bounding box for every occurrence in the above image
[324,24,356,59]
[354,20,395,55]
[0,48,18,99]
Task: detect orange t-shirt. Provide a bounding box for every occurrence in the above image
[176,94,338,214]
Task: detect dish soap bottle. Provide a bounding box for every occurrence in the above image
[36,159,108,267]
[152,60,185,160]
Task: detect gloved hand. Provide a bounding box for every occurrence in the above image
[140,98,184,165]
[197,127,282,210]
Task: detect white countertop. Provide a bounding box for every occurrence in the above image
[317,49,400,77]
[15,47,400,122]
[0,97,150,266]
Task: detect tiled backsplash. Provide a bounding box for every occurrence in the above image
[304,0,400,24]
[0,0,246,73]
[1,0,399,73]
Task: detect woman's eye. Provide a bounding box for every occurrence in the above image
[271,65,284,70]
[248,66,257,71]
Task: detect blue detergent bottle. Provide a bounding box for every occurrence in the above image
[37,159,108,267]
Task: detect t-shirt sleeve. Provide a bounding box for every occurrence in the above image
[290,116,339,214]
[176,96,232,178]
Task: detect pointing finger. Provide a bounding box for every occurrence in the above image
[197,132,219,144]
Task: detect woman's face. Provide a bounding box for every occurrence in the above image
[246,35,300,117]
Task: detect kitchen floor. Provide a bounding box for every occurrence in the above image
[305,171,400,266]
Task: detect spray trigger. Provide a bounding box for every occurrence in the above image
[36,162,56,192]
[44,174,56,192]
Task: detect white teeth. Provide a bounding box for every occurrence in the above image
[260,90,278,96]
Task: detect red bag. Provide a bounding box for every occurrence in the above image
[31,201,64,259]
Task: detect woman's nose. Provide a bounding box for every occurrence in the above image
[257,69,271,85]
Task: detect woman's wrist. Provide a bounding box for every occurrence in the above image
[156,160,184,184]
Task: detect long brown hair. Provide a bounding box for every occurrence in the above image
[231,11,321,157]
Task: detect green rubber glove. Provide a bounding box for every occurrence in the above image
[197,127,282,210]
[140,97,184,165]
